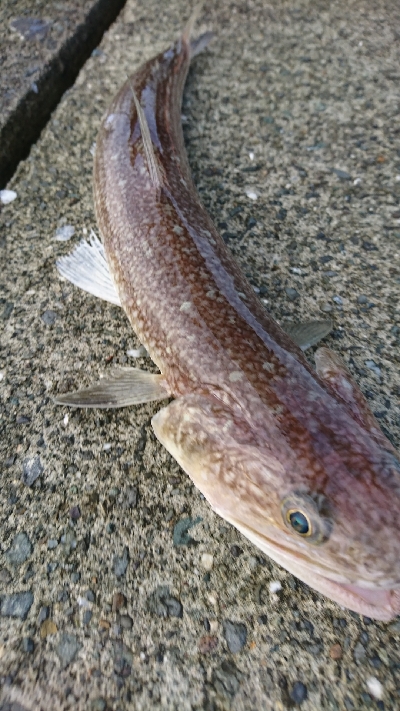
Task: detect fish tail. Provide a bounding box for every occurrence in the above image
[182,3,214,59]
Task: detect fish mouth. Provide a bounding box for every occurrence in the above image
[298,576,400,622]
[224,514,400,621]
[329,582,400,621]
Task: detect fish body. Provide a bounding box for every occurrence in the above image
[57,12,400,620]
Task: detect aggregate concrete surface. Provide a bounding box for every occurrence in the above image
[1,0,400,709]
[0,0,127,187]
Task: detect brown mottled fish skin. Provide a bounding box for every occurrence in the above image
[93,19,400,620]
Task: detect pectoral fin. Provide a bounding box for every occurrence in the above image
[54,368,169,408]
[315,346,396,451]
[56,230,121,306]
[283,320,333,351]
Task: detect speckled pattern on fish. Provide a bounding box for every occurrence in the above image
[60,10,400,621]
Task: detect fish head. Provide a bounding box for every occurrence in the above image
[152,390,400,620]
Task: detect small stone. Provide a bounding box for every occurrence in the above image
[22,456,43,486]
[269,580,282,593]
[213,660,241,698]
[91,698,107,711]
[199,635,219,654]
[22,637,34,653]
[332,295,343,305]
[361,240,378,251]
[209,619,219,634]
[56,633,82,668]
[124,486,138,508]
[285,287,299,301]
[333,169,351,180]
[70,506,81,520]
[290,681,308,704]
[5,532,33,566]
[16,414,31,424]
[353,641,366,662]
[37,605,50,624]
[60,530,77,556]
[83,610,92,625]
[99,619,110,629]
[120,614,133,630]
[54,225,75,241]
[148,586,183,618]
[223,620,247,653]
[113,547,129,577]
[0,568,12,584]
[0,190,17,205]
[112,593,127,612]
[40,619,58,638]
[47,539,58,549]
[70,572,80,584]
[85,589,95,603]
[1,591,34,620]
[357,294,368,304]
[230,545,242,558]
[245,189,258,200]
[41,310,57,326]
[365,360,381,376]
[329,643,343,660]
[321,303,333,313]
[173,517,202,546]
[201,553,214,570]
[366,677,383,700]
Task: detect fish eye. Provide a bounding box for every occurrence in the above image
[287,510,311,536]
[281,492,332,545]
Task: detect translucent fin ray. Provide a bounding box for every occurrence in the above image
[283,320,333,351]
[54,368,169,409]
[56,231,121,306]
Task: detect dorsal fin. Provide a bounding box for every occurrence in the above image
[128,80,163,191]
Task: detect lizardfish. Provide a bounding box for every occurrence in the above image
[55,9,400,621]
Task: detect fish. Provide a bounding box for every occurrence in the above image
[55,7,400,621]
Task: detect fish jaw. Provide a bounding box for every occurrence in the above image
[225,516,400,621]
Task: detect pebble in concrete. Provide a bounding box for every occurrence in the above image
[1,591,33,620]
[223,620,247,653]
[22,456,43,487]
[56,633,82,668]
[113,547,129,577]
[5,532,33,566]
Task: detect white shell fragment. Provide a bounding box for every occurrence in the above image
[0,189,17,205]
[245,188,258,200]
[201,553,214,570]
[366,677,383,700]
[269,580,282,593]
[54,225,75,241]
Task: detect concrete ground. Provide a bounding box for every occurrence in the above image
[1,0,400,709]
[0,0,127,187]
